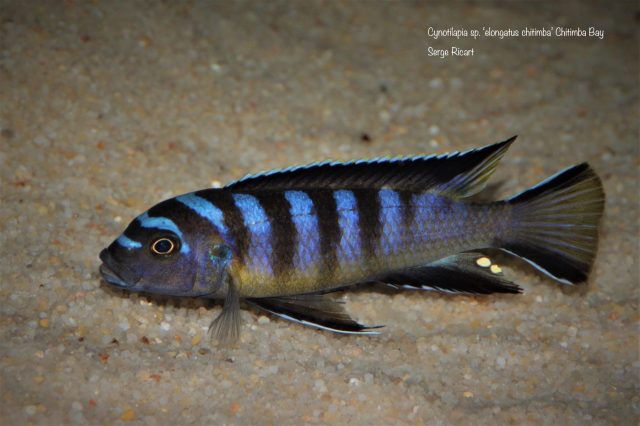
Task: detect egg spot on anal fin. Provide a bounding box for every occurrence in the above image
[475,257,491,268]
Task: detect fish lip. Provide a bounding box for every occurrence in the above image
[99,262,134,288]
[99,248,142,287]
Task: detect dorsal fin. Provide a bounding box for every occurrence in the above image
[226,136,516,198]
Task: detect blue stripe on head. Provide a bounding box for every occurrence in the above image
[176,193,234,247]
[232,193,272,275]
[116,234,142,250]
[137,212,190,253]
[284,190,321,270]
[333,190,361,262]
[378,189,403,255]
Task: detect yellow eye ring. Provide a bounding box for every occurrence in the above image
[151,237,176,255]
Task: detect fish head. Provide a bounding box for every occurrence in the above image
[99,204,229,297]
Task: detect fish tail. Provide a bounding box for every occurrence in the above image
[501,163,605,284]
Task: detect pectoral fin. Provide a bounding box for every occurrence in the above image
[248,294,383,335]
[209,278,241,342]
[379,253,522,295]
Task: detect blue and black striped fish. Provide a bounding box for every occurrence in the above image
[99,136,605,339]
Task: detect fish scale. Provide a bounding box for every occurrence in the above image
[99,136,604,338]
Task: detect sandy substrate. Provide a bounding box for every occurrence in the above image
[1,1,638,425]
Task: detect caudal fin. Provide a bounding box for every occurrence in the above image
[503,163,604,284]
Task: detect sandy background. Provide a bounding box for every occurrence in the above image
[1,1,638,425]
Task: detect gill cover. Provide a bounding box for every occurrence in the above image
[193,243,233,296]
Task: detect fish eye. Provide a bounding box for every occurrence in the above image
[151,237,178,256]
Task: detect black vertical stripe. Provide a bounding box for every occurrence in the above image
[307,189,339,280]
[353,188,381,260]
[148,198,201,235]
[196,189,250,264]
[252,191,296,278]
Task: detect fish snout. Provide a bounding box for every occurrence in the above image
[98,248,141,288]
[99,248,109,263]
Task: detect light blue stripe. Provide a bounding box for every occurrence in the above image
[176,193,234,247]
[116,234,142,250]
[333,190,360,262]
[378,189,402,255]
[137,212,190,253]
[232,193,272,275]
[284,190,320,270]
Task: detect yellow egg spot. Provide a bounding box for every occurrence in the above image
[490,264,502,274]
[476,257,491,268]
[39,319,50,328]
[191,335,202,346]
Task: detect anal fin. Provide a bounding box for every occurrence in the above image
[379,253,522,295]
[248,294,383,335]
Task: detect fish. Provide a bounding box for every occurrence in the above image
[99,136,605,340]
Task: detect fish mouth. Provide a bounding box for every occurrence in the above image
[99,262,133,288]
[99,248,138,288]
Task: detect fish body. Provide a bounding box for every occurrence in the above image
[99,137,604,338]
[141,188,506,298]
